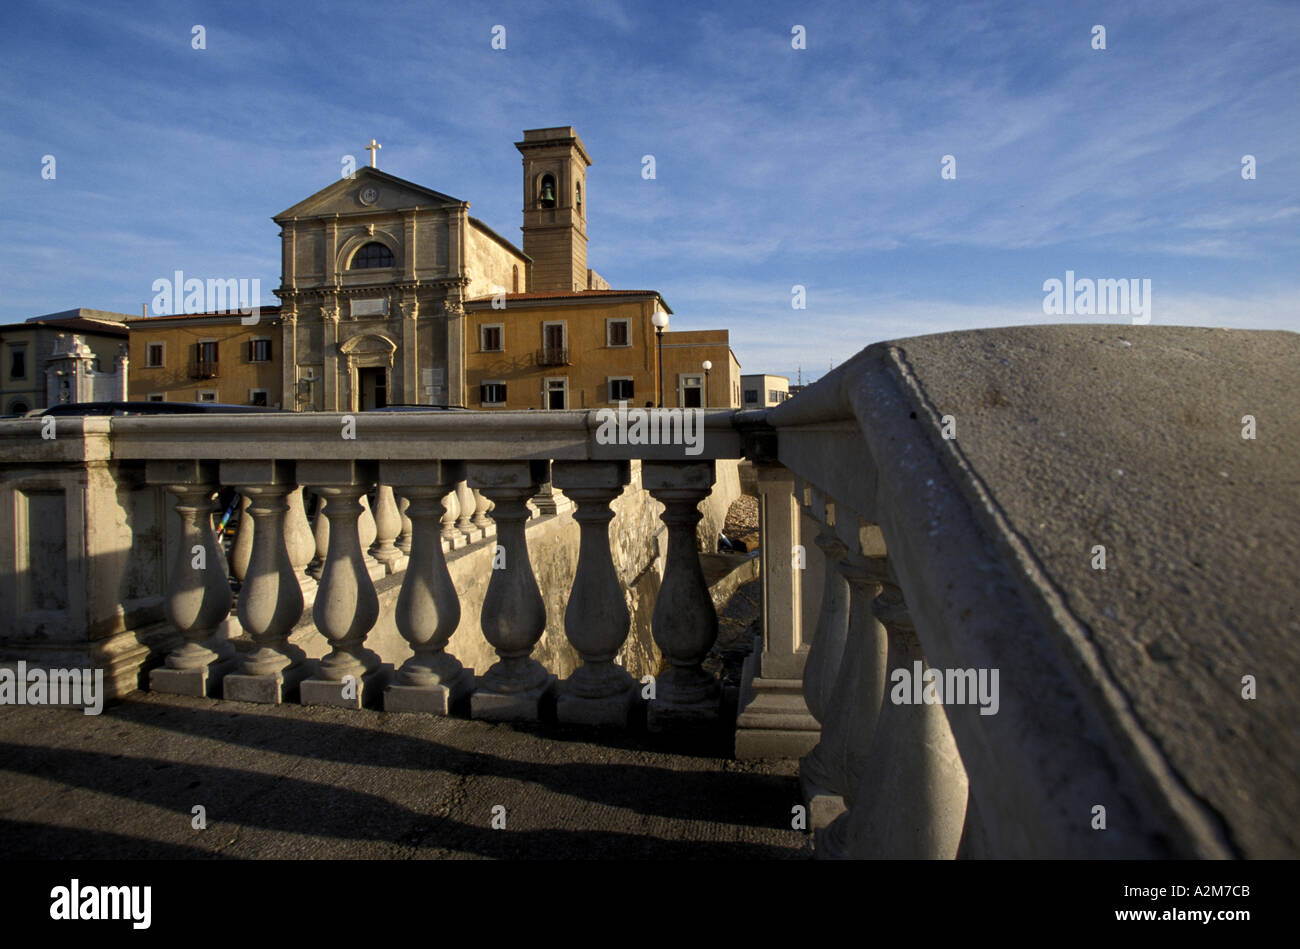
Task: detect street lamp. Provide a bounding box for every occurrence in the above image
[701,359,712,407]
[651,308,669,407]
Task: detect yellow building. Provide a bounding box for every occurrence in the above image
[126,310,285,406]
[464,291,740,410]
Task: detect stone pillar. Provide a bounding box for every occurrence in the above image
[298,461,385,709]
[147,461,236,697]
[322,305,339,410]
[823,577,970,858]
[220,461,308,704]
[466,460,555,721]
[383,461,474,714]
[642,461,720,730]
[735,463,820,757]
[800,517,894,837]
[552,461,637,726]
[370,483,405,573]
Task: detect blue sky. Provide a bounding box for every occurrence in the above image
[2,0,1296,382]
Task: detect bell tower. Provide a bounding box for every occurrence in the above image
[516,127,592,292]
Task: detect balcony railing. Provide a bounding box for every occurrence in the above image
[191,359,219,379]
[536,346,568,366]
[1,325,1293,859]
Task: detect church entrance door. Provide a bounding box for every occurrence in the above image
[359,366,387,410]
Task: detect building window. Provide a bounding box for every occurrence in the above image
[769,389,785,403]
[193,341,218,379]
[744,389,758,405]
[197,390,217,402]
[545,377,567,410]
[539,174,557,209]
[350,242,395,269]
[7,399,30,416]
[480,381,507,406]
[9,345,27,380]
[512,265,520,293]
[606,319,630,347]
[608,377,634,402]
[249,389,268,406]
[146,342,164,367]
[147,393,164,402]
[249,338,272,362]
[540,322,567,365]
[481,324,503,352]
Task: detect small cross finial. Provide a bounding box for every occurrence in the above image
[366,138,382,168]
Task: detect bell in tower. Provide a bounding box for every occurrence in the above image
[516,127,592,292]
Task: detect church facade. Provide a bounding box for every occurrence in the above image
[128,126,740,410]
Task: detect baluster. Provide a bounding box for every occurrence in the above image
[455,480,481,544]
[285,486,318,603]
[466,461,555,721]
[808,518,890,850]
[642,461,721,730]
[471,487,494,538]
[383,461,473,714]
[230,493,253,580]
[370,483,403,573]
[440,486,465,550]
[147,461,235,696]
[309,494,329,579]
[397,496,413,555]
[798,516,853,826]
[220,461,307,703]
[299,461,384,708]
[552,461,636,726]
[825,575,969,858]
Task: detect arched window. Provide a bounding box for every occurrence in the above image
[350,242,395,269]
[576,180,582,212]
[539,174,557,209]
[7,399,29,417]
[512,265,519,293]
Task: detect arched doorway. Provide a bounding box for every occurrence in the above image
[338,333,397,411]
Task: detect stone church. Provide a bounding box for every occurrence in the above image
[276,126,625,411]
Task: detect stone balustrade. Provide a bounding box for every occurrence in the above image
[3,326,1294,859]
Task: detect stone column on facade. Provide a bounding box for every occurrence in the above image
[735,463,820,757]
[383,460,474,714]
[220,461,308,704]
[466,460,555,721]
[642,461,721,730]
[400,298,419,405]
[298,461,385,709]
[552,461,637,726]
[820,574,969,858]
[322,303,339,410]
[445,298,466,408]
[147,461,237,697]
[281,306,298,410]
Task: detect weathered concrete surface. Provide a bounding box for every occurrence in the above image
[777,324,1298,858]
[0,694,807,859]
[891,325,1298,857]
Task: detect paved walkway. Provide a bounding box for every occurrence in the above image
[0,693,809,859]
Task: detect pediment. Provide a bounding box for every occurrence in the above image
[338,333,397,355]
[274,167,464,222]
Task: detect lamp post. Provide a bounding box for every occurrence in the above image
[651,308,669,407]
[701,359,712,408]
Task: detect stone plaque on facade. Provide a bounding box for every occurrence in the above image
[351,297,388,317]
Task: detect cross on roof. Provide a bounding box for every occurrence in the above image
[366,138,382,168]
